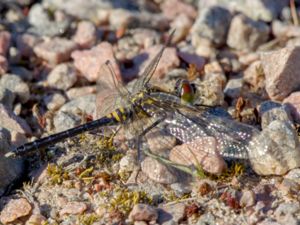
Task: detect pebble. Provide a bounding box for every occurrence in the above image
[157,203,185,224]
[73,20,96,49]
[0,31,11,56]
[16,33,41,57]
[227,14,270,51]
[72,42,121,83]
[25,214,47,225]
[0,55,8,75]
[249,120,300,175]
[133,46,179,80]
[169,137,227,175]
[146,128,177,155]
[47,63,78,91]
[66,85,97,99]
[239,190,256,208]
[28,4,70,37]
[0,103,32,135]
[43,93,67,111]
[259,101,292,129]
[198,0,288,22]
[45,0,112,22]
[243,60,264,88]
[0,128,23,196]
[192,6,232,46]
[0,86,15,109]
[277,178,300,195]
[260,46,300,101]
[141,157,178,184]
[161,0,197,20]
[285,168,300,184]
[0,74,30,103]
[0,198,32,224]
[272,20,300,38]
[170,13,193,43]
[59,201,87,216]
[283,91,300,123]
[34,37,78,65]
[109,9,134,29]
[58,94,96,118]
[53,110,81,132]
[274,202,300,219]
[10,66,33,81]
[223,77,243,99]
[177,51,205,71]
[129,204,158,223]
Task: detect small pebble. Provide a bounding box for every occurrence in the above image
[0,198,32,224]
[59,201,87,216]
[34,37,78,65]
[129,204,158,223]
[73,20,97,48]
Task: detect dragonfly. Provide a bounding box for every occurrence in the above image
[5,30,184,158]
[5,30,267,179]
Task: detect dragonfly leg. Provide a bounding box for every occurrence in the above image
[126,115,167,185]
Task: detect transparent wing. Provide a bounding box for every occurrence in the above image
[132,30,175,93]
[96,61,130,118]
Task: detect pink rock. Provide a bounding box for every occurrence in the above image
[272,20,300,38]
[169,137,227,175]
[283,91,300,123]
[0,103,32,135]
[0,31,11,56]
[71,42,121,83]
[0,198,32,224]
[73,20,96,49]
[133,46,180,80]
[0,55,8,75]
[261,47,300,101]
[178,51,206,71]
[161,0,197,20]
[60,201,87,216]
[129,204,158,222]
[34,37,78,65]
[16,33,41,57]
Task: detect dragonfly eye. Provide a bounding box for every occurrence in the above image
[175,79,196,104]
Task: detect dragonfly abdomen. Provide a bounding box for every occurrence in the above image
[7,108,133,157]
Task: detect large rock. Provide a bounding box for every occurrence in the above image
[192,6,232,47]
[249,120,300,175]
[261,47,300,101]
[227,14,270,51]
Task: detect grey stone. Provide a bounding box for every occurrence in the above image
[0,74,30,103]
[28,3,70,37]
[0,127,23,196]
[227,14,270,51]
[198,0,288,22]
[53,111,81,132]
[192,6,232,46]
[158,203,185,225]
[0,86,15,109]
[249,120,300,175]
[43,93,67,111]
[47,63,78,91]
[224,77,243,99]
[10,66,33,81]
[259,101,292,129]
[141,157,178,184]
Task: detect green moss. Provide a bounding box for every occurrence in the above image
[46,164,69,185]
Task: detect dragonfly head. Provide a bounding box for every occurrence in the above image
[175,79,196,104]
